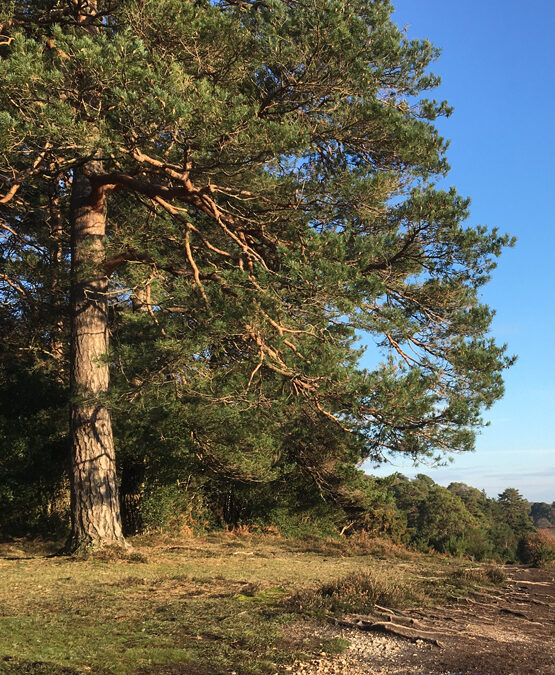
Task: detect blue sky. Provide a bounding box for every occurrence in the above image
[362,0,555,502]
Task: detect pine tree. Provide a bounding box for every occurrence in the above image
[497,488,534,538]
[0,0,513,550]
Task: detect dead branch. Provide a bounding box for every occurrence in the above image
[0,143,52,204]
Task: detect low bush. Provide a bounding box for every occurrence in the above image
[517,532,555,567]
[484,563,507,584]
[448,563,506,587]
[140,483,200,533]
[285,570,410,615]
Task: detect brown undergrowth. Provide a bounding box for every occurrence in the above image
[285,569,414,616]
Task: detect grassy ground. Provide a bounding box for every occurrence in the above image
[0,532,506,674]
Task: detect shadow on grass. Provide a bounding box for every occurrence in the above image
[134,663,224,674]
[0,658,79,674]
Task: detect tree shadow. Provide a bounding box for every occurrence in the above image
[0,657,79,674]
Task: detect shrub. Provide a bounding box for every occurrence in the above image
[517,532,555,567]
[286,570,410,615]
[448,564,506,587]
[140,483,196,532]
[342,531,413,559]
[484,563,507,584]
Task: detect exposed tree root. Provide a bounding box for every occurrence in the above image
[334,613,445,648]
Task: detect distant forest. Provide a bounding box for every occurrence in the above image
[1,400,553,565]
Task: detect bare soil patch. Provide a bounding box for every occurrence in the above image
[291,566,555,675]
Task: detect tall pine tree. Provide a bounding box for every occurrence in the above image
[0,0,513,550]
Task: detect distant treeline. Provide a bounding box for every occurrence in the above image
[375,474,553,564]
[1,409,553,565]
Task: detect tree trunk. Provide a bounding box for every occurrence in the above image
[67,162,125,552]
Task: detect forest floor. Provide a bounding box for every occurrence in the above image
[0,533,553,675]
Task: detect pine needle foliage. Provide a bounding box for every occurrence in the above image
[0,0,514,541]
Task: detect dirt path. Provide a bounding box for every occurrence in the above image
[290,567,555,675]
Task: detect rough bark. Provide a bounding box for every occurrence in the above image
[67,162,125,552]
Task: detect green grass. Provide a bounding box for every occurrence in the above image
[0,533,507,674]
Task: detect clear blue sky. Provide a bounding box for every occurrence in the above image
[363,0,555,502]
